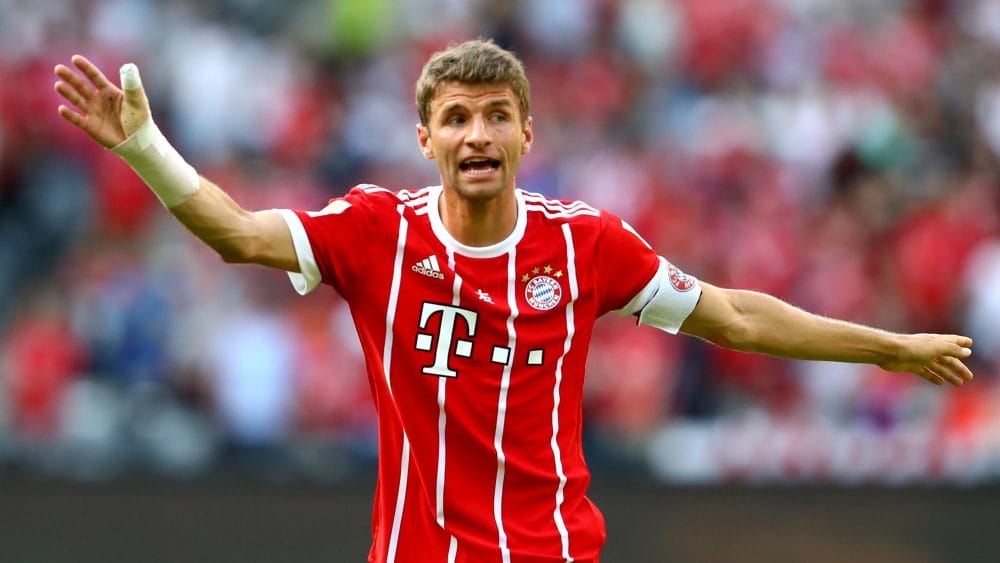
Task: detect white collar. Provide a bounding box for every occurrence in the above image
[426,185,527,258]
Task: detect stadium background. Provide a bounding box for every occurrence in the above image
[2,0,1000,560]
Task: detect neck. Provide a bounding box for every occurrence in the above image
[438,188,518,247]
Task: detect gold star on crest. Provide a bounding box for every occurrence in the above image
[554,271,563,278]
[521,273,530,283]
[543,265,553,274]
[532,267,540,274]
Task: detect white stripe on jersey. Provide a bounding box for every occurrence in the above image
[403,195,432,216]
[621,219,652,250]
[436,249,461,528]
[521,191,598,215]
[435,348,447,527]
[448,536,458,563]
[524,204,600,220]
[360,183,392,194]
[388,439,410,563]
[361,185,433,213]
[493,250,519,563]
[386,205,411,563]
[397,186,434,201]
[552,224,578,563]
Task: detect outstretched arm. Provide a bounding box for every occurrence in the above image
[54,56,297,272]
[680,283,974,386]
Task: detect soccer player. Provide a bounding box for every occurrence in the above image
[54,40,973,563]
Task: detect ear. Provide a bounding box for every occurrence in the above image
[520,116,533,156]
[416,123,434,159]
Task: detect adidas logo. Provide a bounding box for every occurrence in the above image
[412,255,445,279]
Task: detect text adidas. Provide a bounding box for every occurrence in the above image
[413,264,445,279]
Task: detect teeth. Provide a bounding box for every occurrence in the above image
[465,167,494,175]
[460,158,498,175]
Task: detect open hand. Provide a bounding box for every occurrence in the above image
[54,55,151,148]
[879,334,974,386]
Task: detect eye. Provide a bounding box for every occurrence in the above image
[444,114,465,126]
[490,112,508,123]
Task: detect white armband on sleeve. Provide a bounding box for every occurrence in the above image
[619,257,702,334]
[275,209,322,295]
[111,117,200,208]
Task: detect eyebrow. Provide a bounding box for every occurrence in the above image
[438,98,515,117]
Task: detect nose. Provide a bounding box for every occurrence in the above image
[465,115,490,148]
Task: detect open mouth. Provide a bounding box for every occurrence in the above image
[459,157,501,175]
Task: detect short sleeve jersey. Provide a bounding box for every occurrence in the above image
[278,185,700,563]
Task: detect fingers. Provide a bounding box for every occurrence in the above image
[906,334,975,387]
[54,63,96,101]
[918,358,972,387]
[935,356,974,385]
[116,63,151,137]
[930,363,963,387]
[919,367,944,386]
[119,63,143,91]
[938,334,973,354]
[947,338,973,358]
[54,80,88,112]
[54,55,131,146]
[57,105,85,128]
[72,54,114,90]
[937,335,974,387]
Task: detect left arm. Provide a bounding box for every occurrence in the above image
[679,283,974,386]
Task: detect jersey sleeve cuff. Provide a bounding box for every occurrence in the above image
[275,209,321,295]
[622,257,702,334]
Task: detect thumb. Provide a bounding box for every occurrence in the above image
[119,63,151,137]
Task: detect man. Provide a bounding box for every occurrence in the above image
[55,39,972,563]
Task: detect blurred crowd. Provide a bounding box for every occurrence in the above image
[1,0,1000,483]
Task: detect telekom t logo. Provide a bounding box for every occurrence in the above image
[415,303,479,378]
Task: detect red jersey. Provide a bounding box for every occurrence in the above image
[278,185,700,563]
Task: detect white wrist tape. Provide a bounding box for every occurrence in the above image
[111,118,200,208]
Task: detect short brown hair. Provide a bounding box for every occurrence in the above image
[415,39,530,127]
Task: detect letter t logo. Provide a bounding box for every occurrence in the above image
[415,303,479,378]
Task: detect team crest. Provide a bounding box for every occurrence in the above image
[525,275,563,311]
[521,265,565,311]
[668,262,695,292]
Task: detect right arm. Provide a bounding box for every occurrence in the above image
[54,55,298,271]
[168,179,299,271]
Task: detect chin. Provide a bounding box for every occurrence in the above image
[451,180,509,201]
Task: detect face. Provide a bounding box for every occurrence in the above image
[417,82,532,202]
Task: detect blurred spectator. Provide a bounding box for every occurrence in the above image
[964,239,1000,366]
[201,276,296,475]
[2,285,84,442]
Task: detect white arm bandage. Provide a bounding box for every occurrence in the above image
[111,118,200,208]
[620,257,702,334]
[111,64,199,208]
